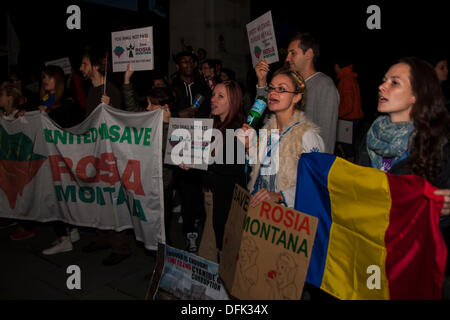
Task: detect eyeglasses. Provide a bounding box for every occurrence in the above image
[265,86,300,94]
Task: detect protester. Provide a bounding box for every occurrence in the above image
[200,59,219,91]
[0,84,27,232]
[123,65,174,245]
[334,59,364,161]
[79,47,123,117]
[219,68,236,82]
[170,51,211,252]
[79,49,130,265]
[356,57,450,275]
[34,65,82,254]
[255,33,339,154]
[242,67,324,208]
[428,55,450,111]
[202,80,247,256]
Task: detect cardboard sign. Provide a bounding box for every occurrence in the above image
[147,243,230,300]
[220,184,318,300]
[164,118,213,171]
[337,119,353,144]
[45,57,72,75]
[111,26,154,72]
[246,11,279,67]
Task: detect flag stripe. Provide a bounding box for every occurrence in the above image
[385,173,447,299]
[296,153,335,287]
[322,157,390,299]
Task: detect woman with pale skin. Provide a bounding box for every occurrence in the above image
[241,68,325,209]
[181,80,247,253]
[357,57,450,217]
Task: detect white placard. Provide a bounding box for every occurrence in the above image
[164,118,213,171]
[111,26,154,72]
[246,11,279,67]
[337,119,353,144]
[45,57,72,75]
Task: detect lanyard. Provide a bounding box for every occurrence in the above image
[250,121,301,194]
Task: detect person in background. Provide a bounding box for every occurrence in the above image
[79,47,122,117]
[428,55,449,111]
[123,65,174,245]
[334,58,364,161]
[36,65,81,255]
[79,48,130,266]
[201,59,220,91]
[220,68,236,82]
[282,33,339,154]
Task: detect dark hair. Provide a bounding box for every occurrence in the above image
[147,87,174,108]
[220,68,235,81]
[40,65,66,107]
[212,80,246,132]
[173,51,196,65]
[399,57,450,182]
[202,59,216,70]
[82,47,107,76]
[290,32,320,66]
[425,54,448,68]
[272,67,306,110]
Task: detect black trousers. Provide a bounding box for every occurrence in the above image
[175,168,205,235]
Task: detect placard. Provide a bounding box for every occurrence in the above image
[111,26,154,72]
[164,118,213,171]
[246,11,279,67]
[220,184,318,300]
[45,57,72,75]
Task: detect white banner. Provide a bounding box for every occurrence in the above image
[111,26,154,72]
[0,104,164,250]
[246,11,279,67]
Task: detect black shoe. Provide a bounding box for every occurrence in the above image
[102,253,131,266]
[82,241,111,253]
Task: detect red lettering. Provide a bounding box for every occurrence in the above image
[285,210,294,228]
[271,205,283,223]
[260,201,271,219]
[48,155,74,181]
[297,216,310,235]
[122,160,145,195]
[76,156,100,183]
[99,153,120,185]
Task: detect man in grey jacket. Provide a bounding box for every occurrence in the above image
[255,33,339,154]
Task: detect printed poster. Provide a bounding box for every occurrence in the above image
[111,26,154,72]
[164,118,213,171]
[246,11,279,67]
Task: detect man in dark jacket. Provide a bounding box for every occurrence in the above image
[170,51,211,252]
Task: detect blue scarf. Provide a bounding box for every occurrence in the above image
[366,116,414,170]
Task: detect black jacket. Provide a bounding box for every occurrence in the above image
[171,77,211,118]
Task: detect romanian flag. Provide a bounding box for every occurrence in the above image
[294,153,447,300]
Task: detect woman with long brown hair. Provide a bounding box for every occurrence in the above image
[357,57,449,216]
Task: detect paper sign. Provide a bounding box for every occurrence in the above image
[246,11,279,67]
[220,184,318,300]
[45,57,72,75]
[164,118,213,171]
[111,26,154,72]
[147,243,230,300]
[337,119,353,144]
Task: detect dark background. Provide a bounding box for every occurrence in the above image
[1,0,449,119]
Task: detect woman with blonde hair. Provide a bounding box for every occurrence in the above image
[242,68,325,208]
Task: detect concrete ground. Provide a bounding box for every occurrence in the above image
[1,214,450,300]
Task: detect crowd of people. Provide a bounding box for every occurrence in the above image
[1,32,450,298]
